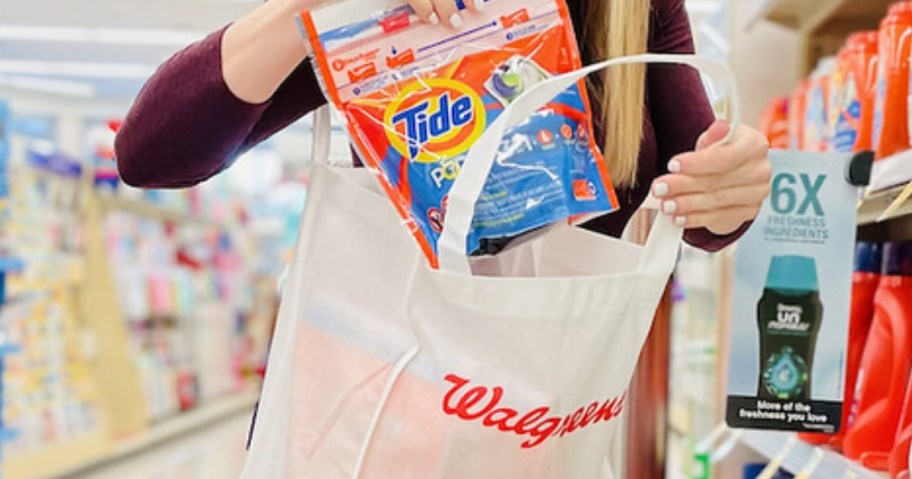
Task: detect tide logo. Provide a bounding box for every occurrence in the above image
[384,79,486,163]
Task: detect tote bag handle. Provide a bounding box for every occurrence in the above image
[437,53,742,274]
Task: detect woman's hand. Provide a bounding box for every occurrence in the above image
[651,121,772,235]
[408,0,486,29]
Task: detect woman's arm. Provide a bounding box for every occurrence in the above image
[115,0,325,188]
[647,0,769,252]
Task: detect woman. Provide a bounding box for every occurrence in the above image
[115,0,771,251]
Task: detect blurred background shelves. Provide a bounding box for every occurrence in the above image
[740,430,888,479]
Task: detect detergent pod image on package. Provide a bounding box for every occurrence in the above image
[299,0,619,266]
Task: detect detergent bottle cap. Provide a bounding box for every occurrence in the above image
[765,255,819,292]
[855,242,884,274]
[883,242,912,276]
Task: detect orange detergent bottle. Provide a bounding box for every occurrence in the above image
[788,80,809,150]
[798,242,883,447]
[804,58,836,152]
[843,242,912,471]
[760,97,790,149]
[873,2,912,160]
[828,32,879,153]
[887,243,912,478]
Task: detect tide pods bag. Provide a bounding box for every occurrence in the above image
[300,0,619,267]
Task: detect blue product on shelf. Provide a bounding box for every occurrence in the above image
[744,463,795,479]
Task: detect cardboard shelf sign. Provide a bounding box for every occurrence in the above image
[726,150,859,434]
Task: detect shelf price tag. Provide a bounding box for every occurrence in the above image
[725,151,858,434]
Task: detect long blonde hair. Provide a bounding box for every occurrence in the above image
[581,0,649,187]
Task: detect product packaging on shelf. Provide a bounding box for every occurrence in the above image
[760,97,790,150]
[873,2,912,160]
[828,32,878,153]
[725,151,859,436]
[788,80,809,151]
[797,241,882,447]
[803,58,835,152]
[299,0,618,266]
[843,242,912,472]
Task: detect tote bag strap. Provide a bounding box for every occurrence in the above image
[311,104,333,165]
[635,198,682,279]
[438,53,741,275]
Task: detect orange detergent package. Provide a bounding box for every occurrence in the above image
[798,242,882,447]
[843,242,912,471]
[300,0,619,266]
[760,97,789,149]
[803,58,835,152]
[828,32,879,153]
[788,80,809,150]
[873,2,912,160]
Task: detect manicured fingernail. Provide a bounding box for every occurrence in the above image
[653,182,669,198]
[668,160,681,173]
[473,0,485,10]
[662,201,677,214]
[675,216,687,226]
[428,12,440,25]
[449,13,463,28]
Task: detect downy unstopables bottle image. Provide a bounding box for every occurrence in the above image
[844,242,912,471]
[798,242,882,446]
[757,256,823,402]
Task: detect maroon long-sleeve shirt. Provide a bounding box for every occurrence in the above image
[115,0,748,251]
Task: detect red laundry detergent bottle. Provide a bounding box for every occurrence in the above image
[874,2,912,160]
[886,243,912,478]
[843,242,912,471]
[828,32,879,153]
[799,242,883,447]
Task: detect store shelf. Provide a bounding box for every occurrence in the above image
[96,195,229,229]
[0,428,19,442]
[0,342,21,356]
[858,183,912,226]
[747,0,892,33]
[0,256,24,273]
[741,430,887,478]
[4,390,259,479]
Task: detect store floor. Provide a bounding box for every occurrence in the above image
[74,412,251,479]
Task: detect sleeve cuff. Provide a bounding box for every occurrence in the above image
[682,221,752,253]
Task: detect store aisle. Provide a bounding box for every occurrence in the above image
[73,412,251,479]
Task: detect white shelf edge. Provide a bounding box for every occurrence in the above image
[869,150,912,194]
[858,151,912,225]
[39,389,259,479]
[740,430,888,478]
[96,195,232,230]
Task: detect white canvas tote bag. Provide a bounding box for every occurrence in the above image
[240,54,740,479]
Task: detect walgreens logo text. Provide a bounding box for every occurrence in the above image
[442,374,626,449]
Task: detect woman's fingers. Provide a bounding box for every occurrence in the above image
[408,0,481,28]
[667,125,769,176]
[408,0,440,25]
[659,183,770,217]
[652,156,771,197]
[671,205,761,235]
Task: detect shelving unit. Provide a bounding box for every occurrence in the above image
[741,430,888,479]
[669,5,912,479]
[96,195,232,230]
[747,0,893,74]
[858,183,912,226]
[0,136,268,478]
[14,390,259,479]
